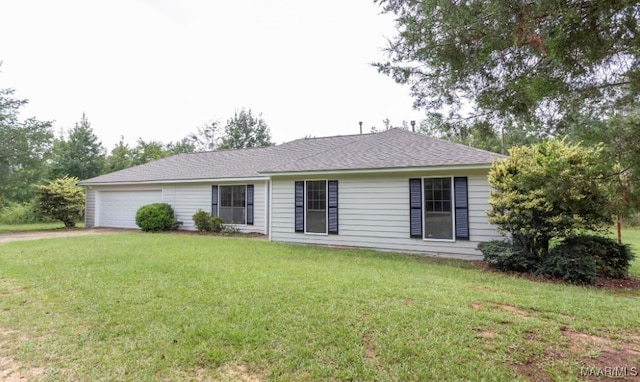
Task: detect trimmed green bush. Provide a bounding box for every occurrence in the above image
[191,210,223,233]
[210,216,223,233]
[563,235,635,279]
[478,240,538,273]
[135,203,182,232]
[192,210,212,232]
[536,243,597,285]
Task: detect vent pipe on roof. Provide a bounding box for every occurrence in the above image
[359,121,363,134]
[410,120,416,132]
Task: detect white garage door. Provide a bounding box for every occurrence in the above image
[97,190,163,228]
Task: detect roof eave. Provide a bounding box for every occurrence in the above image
[79,176,270,186]
[259,163,494,177]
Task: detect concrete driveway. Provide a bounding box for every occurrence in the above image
[0,228,132,244]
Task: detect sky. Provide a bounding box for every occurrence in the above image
[0,0,425,149]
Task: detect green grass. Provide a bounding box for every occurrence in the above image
[0,234,639,381]
[0,222,84,233]
[621,227,640,276]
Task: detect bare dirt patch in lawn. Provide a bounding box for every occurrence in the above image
[562,329,640,375]
[0,329,44,382]
[511,360,553,382]
[218,364,261,382]
[508,330,640,381]
[472,328,496,339]
[472,307,640,381]
[362,331,378,363]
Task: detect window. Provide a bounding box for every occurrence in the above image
[294,180,338,235]
[423,177,453,240]
[211,184,254,225]
[220,185,246,224]
[306,180,327,234]
[409,177,469,241]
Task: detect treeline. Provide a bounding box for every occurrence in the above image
[0,84,272,221]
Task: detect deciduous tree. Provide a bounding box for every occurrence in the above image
[0,87,53,204]
[375,0,640,140]
[218,109,273,150]
[188,121,221,152]
[105,136,135,173]
[132,139,170,165]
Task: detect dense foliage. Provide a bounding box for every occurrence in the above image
[135,203,182,232]
[0,87,53,204]
[479,235,634,285]
[563,235,635,279]
[477,241,538,273]
[480,139,635,285]
[536,243,598,285]
[0,202,52,224]
[34,176,84,228]
[487,139,612,257]
[375,0,640,145]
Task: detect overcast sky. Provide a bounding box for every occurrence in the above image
[1,0,425,149]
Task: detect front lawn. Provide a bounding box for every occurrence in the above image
[621,227,640,276]
[1,233,639,381]
[0,222,84,233]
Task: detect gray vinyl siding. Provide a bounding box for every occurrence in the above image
[84,188,96,227]
[161,184,211,231]
[163,182,267,234]
[86,181,267,234]
[269,170,502,259]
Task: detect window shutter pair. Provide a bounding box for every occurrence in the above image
[408,177,469,240]
[211,185,254,225]
[294,180,338,234]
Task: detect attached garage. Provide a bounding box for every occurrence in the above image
[96,190,163,228]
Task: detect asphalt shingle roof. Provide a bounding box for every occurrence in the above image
[80,128,505,184]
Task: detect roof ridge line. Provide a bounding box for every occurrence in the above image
[271,135,369,166]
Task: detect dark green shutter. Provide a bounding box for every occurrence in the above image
[211,185,218,216]
[328,180,338,234]
[246,184,254,225]
[454,177,469,240]
[294,181,304,232]
[409,178,422,238]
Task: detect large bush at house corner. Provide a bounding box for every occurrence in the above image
[478,139,630,285]
[34,176,85,228]
[135,203,182,232]
[487,138,612,257]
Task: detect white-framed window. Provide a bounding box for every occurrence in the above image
[409,176,468,241]
[212,184,254,225]
[219,185,246,225]
[305,180,327,234]
[423,177,454,240]
[294,180,338,235]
